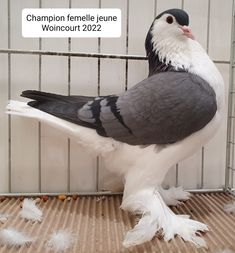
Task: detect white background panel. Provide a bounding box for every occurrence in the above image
[0,0,9,192]
[100,59,125,96]
[10,0,39,50]
[0,54,8,192]
[100,0,127,54]
[178,151,202,189]
[11,55,39,192]
[9,0,40,193]
[0,0,8,48]
[156,0,182,13]
[128,0,155,55]
[208,0,233,61]
[127,61,148,89]
[184,0,209,50]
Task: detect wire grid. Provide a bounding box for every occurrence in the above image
[0,0,233,195]
[226,0,235,193]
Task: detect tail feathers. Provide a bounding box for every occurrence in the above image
[20,90,97,128]
[21,90,94,104]
[21,90,65,102]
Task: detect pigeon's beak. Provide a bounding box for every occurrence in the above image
[179,26,195,40]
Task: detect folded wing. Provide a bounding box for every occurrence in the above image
[22,71,217,145]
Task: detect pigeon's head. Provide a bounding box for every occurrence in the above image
[145,9,195,75]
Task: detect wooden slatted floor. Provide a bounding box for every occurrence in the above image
[0,193,235,253]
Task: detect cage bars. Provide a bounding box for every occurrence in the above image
[7,0,11,193]
[226,0,235,193]
[0,0,233,195]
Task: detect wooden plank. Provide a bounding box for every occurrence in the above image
[69,0,99,192]
[40,0,69,192]
[10,0,39,193]
[0,0,9,192]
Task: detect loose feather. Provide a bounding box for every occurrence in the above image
[217,250,235,253]
[45,230,75,252]
[224,201,235,214]
[159,186,191,206]
[0,228,34,247]
[0,214,9,224]
[19,198,43,222]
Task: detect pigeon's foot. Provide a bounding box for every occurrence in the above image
[121,188,208,248]
[163,213,208,247]
[159,186,191,206]
[123,214,158,247]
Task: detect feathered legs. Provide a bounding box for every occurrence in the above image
[121,187,208,248]
[120,147,208,248]
[158,186,191,206]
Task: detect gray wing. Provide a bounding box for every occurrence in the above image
[79,71,217,145]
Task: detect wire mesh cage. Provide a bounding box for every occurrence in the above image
[0,0,234,195]
[226,6,235,193]
[1,1,235,252]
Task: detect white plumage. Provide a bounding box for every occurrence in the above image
[0,228,34,247]
[224,201,235,214]
[19,198,43,222]
[0,214,9,224]
[6,9,225,248]
[45,230,75,252]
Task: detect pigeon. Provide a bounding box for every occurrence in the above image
[7,9,224,248]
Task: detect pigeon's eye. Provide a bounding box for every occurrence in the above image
[166,16,173,24]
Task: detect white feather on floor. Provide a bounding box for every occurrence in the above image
[224,201,235,214]
[217,249,235,253]
[19,198,43,222]
[0,228,34,247]
[0,214,9,224]
[45,230,75,252]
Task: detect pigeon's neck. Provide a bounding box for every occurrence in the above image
[147,37,191,76]
[147,51,181,76]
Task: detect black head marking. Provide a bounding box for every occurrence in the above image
[145,8,189,76]
[156,8,189,26]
